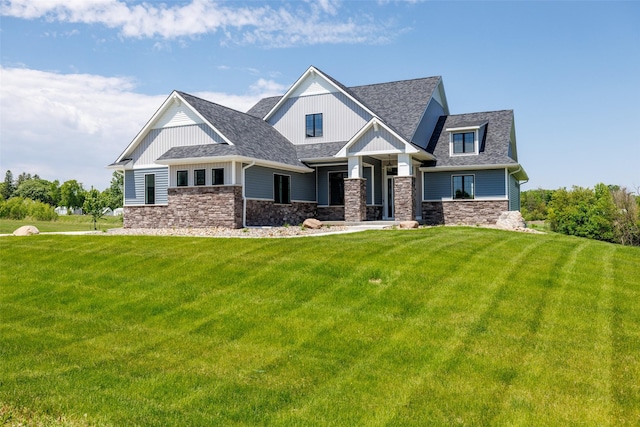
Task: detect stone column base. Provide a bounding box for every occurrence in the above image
[394,176,415,221]
[344,178,366,222]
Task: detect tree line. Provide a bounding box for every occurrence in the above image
[522,184,640,246]
[0,170,123,228]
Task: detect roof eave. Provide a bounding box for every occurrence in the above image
[156,155,313,173]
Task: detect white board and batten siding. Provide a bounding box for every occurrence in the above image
[348,126,405,155]
[124,167,169,206]
[168,162,234,187]
[130,124,225,167]
[269,92,371,145]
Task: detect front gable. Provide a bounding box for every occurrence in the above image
[114,91,232,167]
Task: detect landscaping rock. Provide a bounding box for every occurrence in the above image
[302,218,323,229]
[13,225,40,236]
[496,211,526,230]
[399,220,419,229]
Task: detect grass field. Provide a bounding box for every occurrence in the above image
[0,216,123,234]
[1,228,639,426]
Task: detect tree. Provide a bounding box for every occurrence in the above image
[610,186,640,246]
[60,180,86,213]
[14,178,53,205]
[547,184,617,243]
[1,170,15,200]
[101,171,124,209]
[521,188,554,221]
[83,188,107,230]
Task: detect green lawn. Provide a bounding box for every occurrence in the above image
[0,216,122,234]
[1,228,639,426]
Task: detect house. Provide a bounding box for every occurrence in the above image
[108,66,528,229]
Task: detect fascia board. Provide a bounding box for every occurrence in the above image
[263,66,377,121]
[445,122,488,132]
[157,155,313,173]
[420,163,523,173]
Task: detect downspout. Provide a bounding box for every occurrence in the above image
[242,161,256,228]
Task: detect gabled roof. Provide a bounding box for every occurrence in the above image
[349,77,442,142]
[425,110,528,179]
[247,69,444,145]
[158,92,308,170]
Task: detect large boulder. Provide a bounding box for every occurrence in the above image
[302,218,323,230]
[496,211,526,230]
[13,225,40,236]
[399,220,419,229]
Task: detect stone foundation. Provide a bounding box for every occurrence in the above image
[394,176,415,221]
[422,200,510,225]
[124,185,243,228]
[366,205,383,221]
[246,200,317,226]
[317,206,345,221]
[344,178,366,222]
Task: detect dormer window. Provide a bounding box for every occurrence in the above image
[447,123,485,156]
[306,113,323,137]
[453,132,475,154]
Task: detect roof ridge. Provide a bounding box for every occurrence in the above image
[349,75,441,90]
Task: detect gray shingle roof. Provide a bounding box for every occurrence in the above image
[296,141,348,160]
[158,92,304,168]
[246,72,440,145]
[349,77,441,142]
[426,110,517,167]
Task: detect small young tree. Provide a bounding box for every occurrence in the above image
[83,188,106,230]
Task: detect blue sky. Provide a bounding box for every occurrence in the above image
[1,0,639,192]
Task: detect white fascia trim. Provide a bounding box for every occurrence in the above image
[445,122,488,132]
[157,155,313,173]
[115,91,234,163]
[420,164,518,172]
[263,66,377,121]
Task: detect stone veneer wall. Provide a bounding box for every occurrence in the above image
[422,200,509,225]
[124,185,243,229]
[366,206,383,221]
[394,176,415,221]
[344,178,367,222]
[317,206,344,221]
[246,200,317,226]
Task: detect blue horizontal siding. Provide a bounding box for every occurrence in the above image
[124,167,168,205]
[245,165,316,201]
[423,169,506,200]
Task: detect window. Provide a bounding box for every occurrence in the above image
[212,168,224,185]
[453,175,474,199]
[177,170,188,187]
[145,174,155,204]
[329,172,347,205]
[305,113,323,137]
[452,132,475,154]
[274,174,291,204]
[194,169,205,186]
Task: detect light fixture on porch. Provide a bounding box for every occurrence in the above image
[384,155,392,171]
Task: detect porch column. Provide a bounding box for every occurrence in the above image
[344,178,366,222]
[394,154,415,221]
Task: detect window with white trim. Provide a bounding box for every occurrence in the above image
[145,174,155,204]
[177,170,188,187]
[452,132,475,154]
[194,169,205,186]
[274,174,291,204]
[212,168,224,185]
[453,175,474,199]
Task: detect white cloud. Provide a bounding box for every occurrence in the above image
[0,66,280,190]
[1,0,392,47]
